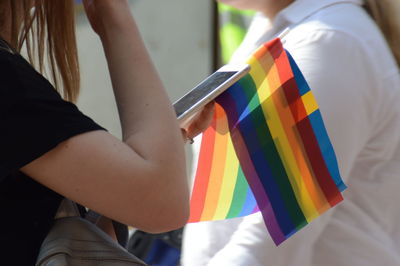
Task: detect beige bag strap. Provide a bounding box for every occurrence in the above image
[55,198,101,223]
[54,198,81,219]
[55,198,128,246]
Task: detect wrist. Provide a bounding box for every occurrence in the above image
[93,2,136,39]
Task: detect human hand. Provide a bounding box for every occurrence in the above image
[181,102,215,143]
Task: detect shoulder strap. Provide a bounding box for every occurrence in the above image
[54,198,81,218]
[55,198,129,247]
[86,210,129,247]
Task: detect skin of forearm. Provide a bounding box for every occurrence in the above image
[96,5,189,226]
[98,8,185,159]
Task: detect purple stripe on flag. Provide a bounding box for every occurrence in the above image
[217,93,285,245]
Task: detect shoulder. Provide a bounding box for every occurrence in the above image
[0,49,19,73]
[296,3,377,38]
[284,3,398,84]
[0,50,25,96]
[286,3,393,63]
[0,49,62,102]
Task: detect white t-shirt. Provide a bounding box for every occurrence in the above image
[182,0,400,265]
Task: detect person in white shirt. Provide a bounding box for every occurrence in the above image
[181,0,400,265]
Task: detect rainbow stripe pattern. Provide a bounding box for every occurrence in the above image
[188,38,346,245]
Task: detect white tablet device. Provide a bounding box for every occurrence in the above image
[174,64,250,127]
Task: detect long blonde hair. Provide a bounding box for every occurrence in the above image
[364,0,400,67]
[2,0,79,102]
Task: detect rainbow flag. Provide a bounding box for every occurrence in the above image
[188,38,346,245]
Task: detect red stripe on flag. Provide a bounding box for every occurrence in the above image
[282,79,309,123]
[265,39,292,84]
[296,119,343,207]
[268,39,342,207]
[272,47,308,123]
[188,118,218,222]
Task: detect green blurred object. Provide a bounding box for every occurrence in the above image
[218,4,255,63]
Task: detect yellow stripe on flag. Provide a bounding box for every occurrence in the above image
[249,56,320,222]
[213,134,241,220]
[302,91,318,115]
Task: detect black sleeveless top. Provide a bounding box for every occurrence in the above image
[0,41,105,265]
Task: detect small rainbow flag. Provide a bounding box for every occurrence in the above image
[188,38,346,245]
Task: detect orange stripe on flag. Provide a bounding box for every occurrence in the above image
[188,116,218,222]
[200,104,230,221]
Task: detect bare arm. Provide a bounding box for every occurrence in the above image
[21,0,189,233]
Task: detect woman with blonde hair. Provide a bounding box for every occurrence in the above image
[182,0,400,265]
[0,0,212,264]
